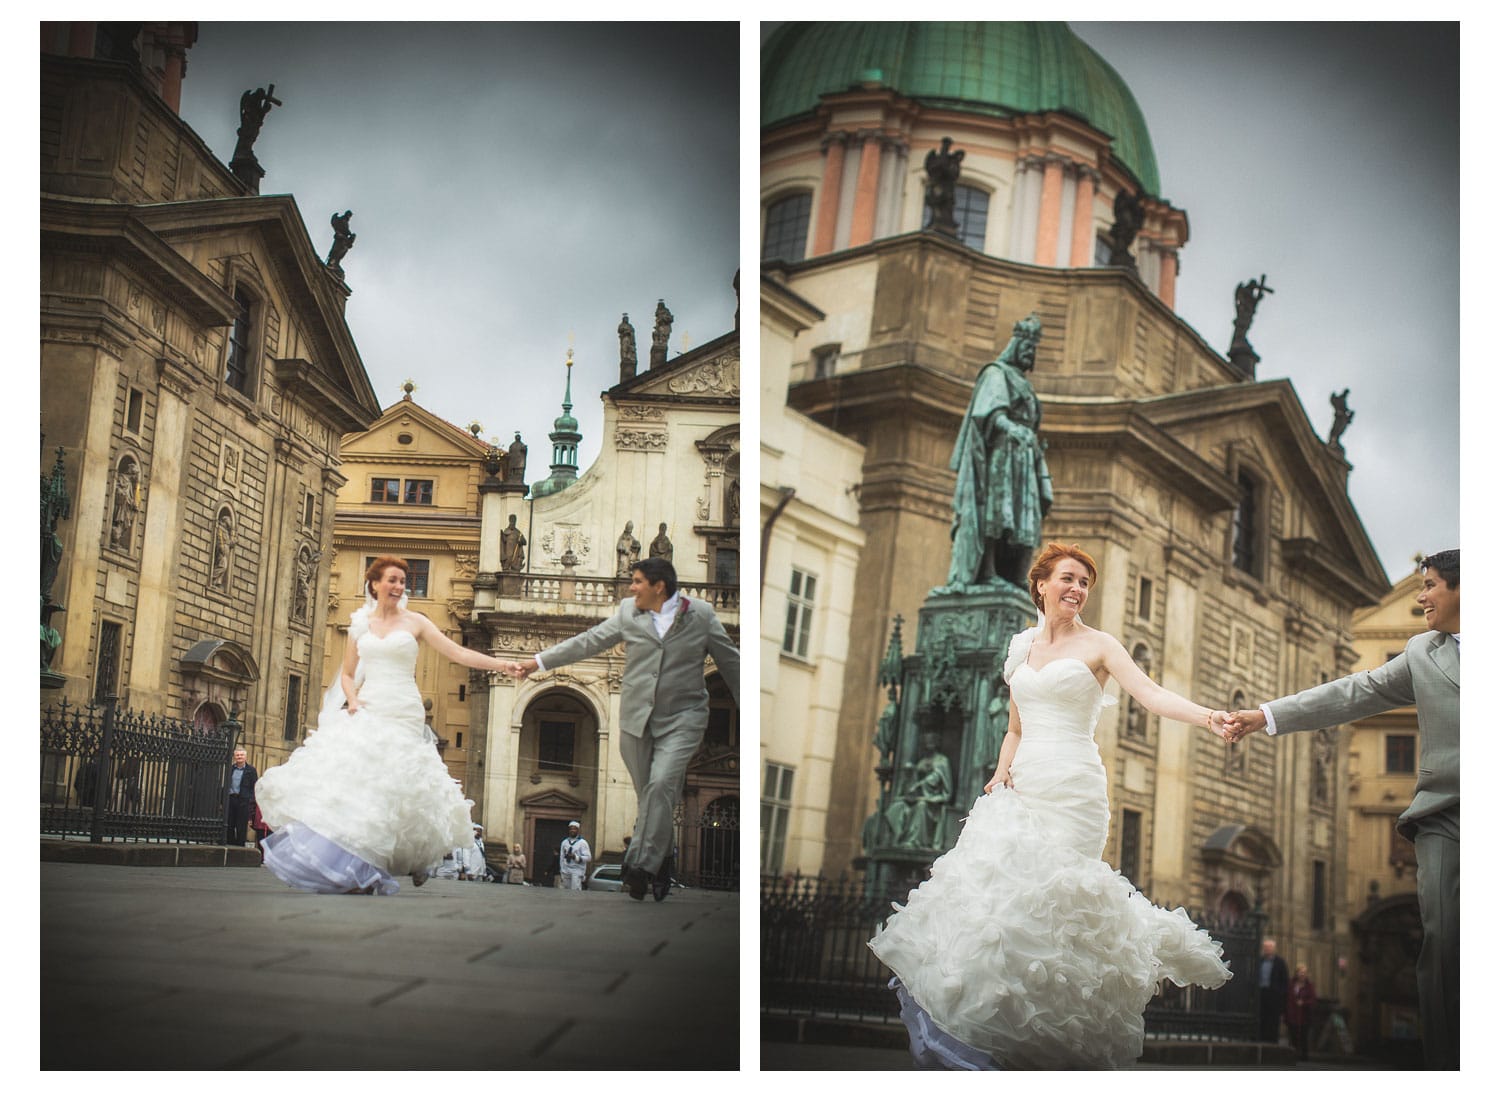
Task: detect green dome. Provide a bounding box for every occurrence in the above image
[762,21,1160,195]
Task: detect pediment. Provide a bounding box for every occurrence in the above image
[518,788,590,814]
[609,331,739,403]
[342,399,493,459]
[131,195,380,431]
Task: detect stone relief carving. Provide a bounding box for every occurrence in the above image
[454,554,479,580]
[615,428,669,451]
[618,404,666,421]
[667,354,739,396]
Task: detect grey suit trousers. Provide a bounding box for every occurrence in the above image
[619,719,702,876]
[1413,806,1459,1069]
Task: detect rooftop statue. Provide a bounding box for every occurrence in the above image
[924,137,965,239]
[327,210,356,272]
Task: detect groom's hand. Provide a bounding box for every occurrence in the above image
[1223,709,1267,743]
[512,658,539,680]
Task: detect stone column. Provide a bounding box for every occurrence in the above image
[811,133,847,258]
[1158,249,1179,310]
[1034,156,1066,266]
[1069,168,1098,268]
[483,672,519,847]
[128,356,195,712]
[1149,543,1209,906]
[848,131,884,248]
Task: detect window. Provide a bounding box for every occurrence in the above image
[370,478,400,503]
[1312,859,1327,931]
[302,491,315,529]
[539,720,575,771]
[458,683,466,702]
[1231,471,1259,576]
[714,547,739,587]
[812,344,840,380]
[362,556,429,597]
[455,731,463,749]
[94,620,122,702]
[126,388,144,434]
[782,569,816,659]
[761,763,795,874]
[1119,809,1142,884]
[403,479,433,505]
[953,185,990,250]
[1385,734,1416,774]
[1137,576,1153,621]
[762,193,812,263]
[283,675,302,742]
[224,289,255,396]
[1095,234,1111,266]
[925,183,990,250]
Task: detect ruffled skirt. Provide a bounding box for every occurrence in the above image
[256,697,474,894]
[869,771,1230,1069]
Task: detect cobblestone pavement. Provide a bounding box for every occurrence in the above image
[41,863,739,1070]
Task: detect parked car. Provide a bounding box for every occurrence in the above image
[587,863,624,892]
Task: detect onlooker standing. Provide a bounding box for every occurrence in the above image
[1258,938,1290,1043]
[559,821,590,890]
[225,747,258,846]
[1286,963,1318,1060]
[506,844,527,884]
[456,824,487,880]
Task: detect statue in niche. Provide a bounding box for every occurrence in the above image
[327,211,356,271]
[500,514,527,572]
[650,300,673,371]
[923,136,965,238]
[1329,389,1354,449]
[109,462,139,553]
[942,313,1052,591]
[618,313,638,380]
[504,432,528,484]
[210,512,235,591]
[882,729,953,850]
[1102,188,1144,269]
[616,521,641,576]
[292,548,319,625]
[649,522,673,561]
[232,85,281,162]
[725,478,740,527]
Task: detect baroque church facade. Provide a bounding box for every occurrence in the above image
[760,21,1388,998]
[41,23,380,770]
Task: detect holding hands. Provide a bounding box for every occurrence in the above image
[1220,709,1266,743]
[504,658,539,680]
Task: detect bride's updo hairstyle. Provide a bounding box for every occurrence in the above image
[1027,542,1098,613]
[365,555,410,598]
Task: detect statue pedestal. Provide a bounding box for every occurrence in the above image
[1227,341,1259,378]
[863,581,1034,894]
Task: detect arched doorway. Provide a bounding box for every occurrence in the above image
[678,671,739,890]
[1352,893,1423,1066]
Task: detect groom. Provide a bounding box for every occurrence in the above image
[511,557,739,900]
[1224,549,1459,1069]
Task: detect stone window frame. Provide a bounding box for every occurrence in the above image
[761,761,795,875]
[782,568,817,661]
[811,342,841,380]
[219,264,269,409]
[1224,447,1273,591]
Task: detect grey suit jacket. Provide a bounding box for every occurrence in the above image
[1267,629,1458,837]
[538,596,740,739]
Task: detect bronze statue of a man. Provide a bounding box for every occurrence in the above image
[943,313,1052,591]
[327,211,356,270]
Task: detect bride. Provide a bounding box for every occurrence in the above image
[257,556,511,895]
[869,542,1233,1069]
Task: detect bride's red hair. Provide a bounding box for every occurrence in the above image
[365,555,410,597]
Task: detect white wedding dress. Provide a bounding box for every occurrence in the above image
[868,628,1231,1069]
[256,612,475,895]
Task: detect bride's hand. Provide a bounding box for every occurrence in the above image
[346,695,362,715]
[1206,709,1229,740]
[984,766,1012,794]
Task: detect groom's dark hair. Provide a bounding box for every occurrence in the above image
[632,557,678,596]
[1420,549,1459,589]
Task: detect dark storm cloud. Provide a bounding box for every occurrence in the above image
[1072,22,1458,578]
[180,21,738,466]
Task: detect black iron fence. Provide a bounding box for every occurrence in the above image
[762,872,1266,1040]
[41,695,233,844]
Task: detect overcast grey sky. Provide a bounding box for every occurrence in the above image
[179,22,738,472]
[1068,22,1458,580]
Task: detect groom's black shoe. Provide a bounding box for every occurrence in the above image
[622,865,650,900]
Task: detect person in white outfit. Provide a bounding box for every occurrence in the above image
[456,824,487,881]
[559,821,591,890]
